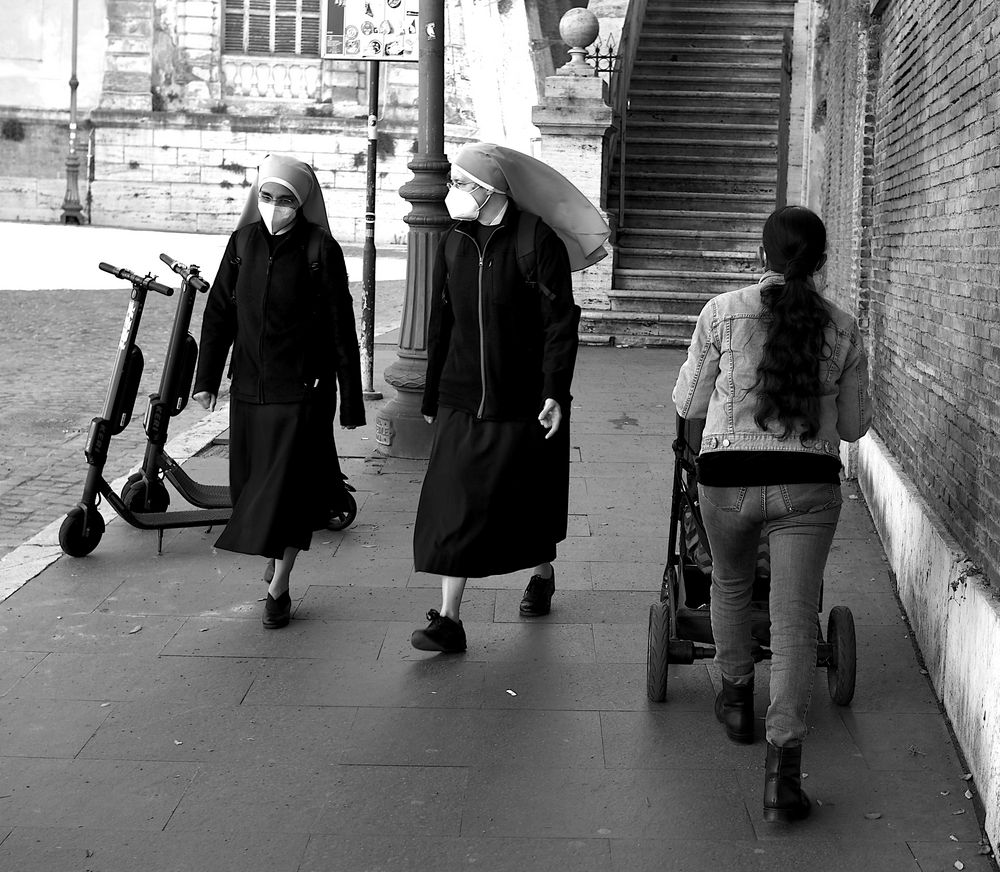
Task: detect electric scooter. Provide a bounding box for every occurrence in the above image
[58,261,231,558]
[115,252,230,517]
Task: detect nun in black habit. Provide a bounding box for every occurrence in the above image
[193,154,365,629]
[411,142,610,653]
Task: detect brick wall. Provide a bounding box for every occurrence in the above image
[822,0,1000,583]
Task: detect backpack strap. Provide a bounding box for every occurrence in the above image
[514,211,555,300]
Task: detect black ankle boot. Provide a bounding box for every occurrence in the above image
[714,677,755,744]
[763,742,811,822]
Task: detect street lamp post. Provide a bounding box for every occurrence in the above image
[374,0,450,458]
[61,0,84,224]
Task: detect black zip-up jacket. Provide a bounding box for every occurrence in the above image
[193,219,366,426]
[422,205,579,421]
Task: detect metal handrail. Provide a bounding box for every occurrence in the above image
[607,0,648,237]
[776,28,793,208]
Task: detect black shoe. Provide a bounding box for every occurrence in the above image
[262,590,291,629]
[519,571,555,616]
[715,676,755,744]
[763,742,812,822]
[264,558,275,585]
[410,609,466,653]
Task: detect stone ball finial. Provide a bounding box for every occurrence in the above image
[557,8,600,76]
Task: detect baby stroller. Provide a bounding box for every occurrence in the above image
[646,414,857,704]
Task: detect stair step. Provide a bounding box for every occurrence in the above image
[617,247,759,271]
[627,151,777,167]
[608,218,764,244]
[626,122,778,145]
[609,189,775,212]
[641,46,784,61]
[609,289,720,315]
[579,309,699,347]
[615,268,756,292]
[632,74,782,93]
[632,106,780,126]
[610,175,778,195]
[643,20,795,33]
[631,88,781,101]
[624,137,777,157]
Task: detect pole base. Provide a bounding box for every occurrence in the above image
[375,391,432,459]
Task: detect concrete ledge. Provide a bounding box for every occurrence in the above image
[858,431,1000,851]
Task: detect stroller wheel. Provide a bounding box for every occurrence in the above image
[59,506,106,557]
[326,490,358,531]
[826,606,857,705]
[647,599,671,702]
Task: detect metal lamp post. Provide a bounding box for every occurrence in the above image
[374,0,450,458]
[61,0,84,224]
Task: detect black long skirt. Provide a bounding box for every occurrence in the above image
[413,405,571,578]
[215,391,343,559]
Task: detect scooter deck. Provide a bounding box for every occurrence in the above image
[100,479,231,530]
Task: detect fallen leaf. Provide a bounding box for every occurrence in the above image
[941,791,951,796]
[505,689,518,696]
[949,834,959,841]
[953,809,966,815]
[964,789,973,799]
[200,628,209,632]
[955,862,964,870]
[173,740,183,745]
[864,812,882,820]
[919,669,929,675]
[962,773,973,781]
[100,702,111,708]
[979,845,992,855]
[128,625,142,634]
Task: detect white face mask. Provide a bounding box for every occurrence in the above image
[445,187,487,221]
[258,200,297,235]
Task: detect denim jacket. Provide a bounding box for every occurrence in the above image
[672,272,872,459]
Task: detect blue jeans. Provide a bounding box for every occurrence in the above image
[699,482,842,747]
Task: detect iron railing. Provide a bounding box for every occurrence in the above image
[603,0,647,238]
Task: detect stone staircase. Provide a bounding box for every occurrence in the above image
[588,0,797,346]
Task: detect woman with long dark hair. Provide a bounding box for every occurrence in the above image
[673,205,871,822]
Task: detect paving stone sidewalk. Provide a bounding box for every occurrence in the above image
[0,343,994,872]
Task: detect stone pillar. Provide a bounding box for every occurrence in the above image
[100,0,154,111]
[374,0,450,458]
[530,8,613,311]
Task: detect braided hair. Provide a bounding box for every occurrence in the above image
[753,206,832,441]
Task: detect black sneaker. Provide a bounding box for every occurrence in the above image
[262,590,291,629]
[410,609,467,653]
[519,571,555,616]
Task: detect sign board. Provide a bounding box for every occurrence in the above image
[323,0,420,62]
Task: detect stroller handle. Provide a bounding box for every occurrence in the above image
[99,262,173,296]
[159,253,210,293]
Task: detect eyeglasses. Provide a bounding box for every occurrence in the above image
[446,179,479,192]
[258,191,298,208]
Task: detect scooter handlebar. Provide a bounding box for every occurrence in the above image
[159,252,210,293]
[99,262,174,296]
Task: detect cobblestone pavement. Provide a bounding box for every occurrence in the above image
[0,242,406,559]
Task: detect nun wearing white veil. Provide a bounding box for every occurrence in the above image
[193,154,365,629]
[410,142,610,654]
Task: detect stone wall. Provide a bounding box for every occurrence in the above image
[0,110,82,223]
[85,111,471,243]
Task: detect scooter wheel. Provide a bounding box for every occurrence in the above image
[326,491,358,531]
[59,507,105,557]
[121,477,170,513]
